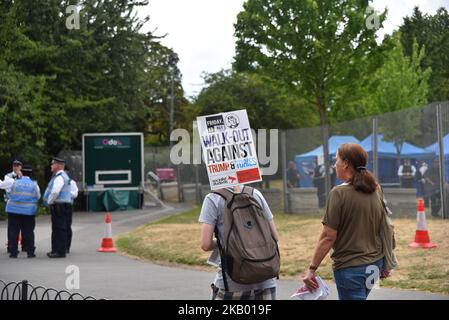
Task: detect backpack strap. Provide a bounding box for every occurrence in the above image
[212,188,240,209]
[210,188,235,292]
[214,226,229,292]
[211,188,234,202]
[242,186,254,196]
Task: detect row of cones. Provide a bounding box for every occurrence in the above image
[97,198,438,252]
[6,200,437,253]
[98,198,437,252]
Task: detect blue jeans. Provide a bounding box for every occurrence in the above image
[333,259,383,300]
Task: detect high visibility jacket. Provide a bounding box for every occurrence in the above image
[6,177,39,215]
[43,171,71,206]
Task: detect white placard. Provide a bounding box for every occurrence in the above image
[197,110,262,190]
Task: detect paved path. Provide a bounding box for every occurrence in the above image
[0,205,447,300]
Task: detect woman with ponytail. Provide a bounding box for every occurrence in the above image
[301,143,394,300]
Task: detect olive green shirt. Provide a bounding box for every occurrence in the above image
[323,184,384,270]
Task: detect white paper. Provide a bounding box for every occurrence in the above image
[207,248,220,267]
[290,276,330,300]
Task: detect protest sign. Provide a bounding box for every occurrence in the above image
[197,110,261,190]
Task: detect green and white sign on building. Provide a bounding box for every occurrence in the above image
[82,133,144,211]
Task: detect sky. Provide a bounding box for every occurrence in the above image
[138,0,449,99]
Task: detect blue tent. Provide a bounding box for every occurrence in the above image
[294,134,436,188]
[360,134,436,185]
[360,134,436,160]
[294,136,359,187]
[426,134,449,155]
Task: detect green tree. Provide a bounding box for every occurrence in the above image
[366,33,431,164]
[144,44,189,145]
[193,70,319,130]
[400,7,449,102]
[0,0,186,177]
[234,0,386,192]
[0,0,49,177]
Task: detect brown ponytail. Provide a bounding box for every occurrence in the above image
[338,143,378,193]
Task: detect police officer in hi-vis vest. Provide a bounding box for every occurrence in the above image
[44,157,72,258]
[0,165,40,258]
[3,159,22,203]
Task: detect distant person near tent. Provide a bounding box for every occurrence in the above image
[416,161,429,206]
[287,161,300,188]
[312,159,326,208]
[398,159,416,188]
[426,159,441,218]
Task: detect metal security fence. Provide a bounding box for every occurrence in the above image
[282,101,449,218]
[169,102,449,219]
[0,279,103,300]
[54,101,448,218]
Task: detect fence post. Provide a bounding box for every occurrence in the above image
[176,164,183,202]
[281,130,289,213]
[322,124,331,199]
[372,117,378,180]
[21,280,28,301]
[436,103,447,219]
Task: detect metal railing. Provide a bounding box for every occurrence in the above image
[0,279,103,300]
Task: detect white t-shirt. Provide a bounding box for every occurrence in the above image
[198,187,276,292]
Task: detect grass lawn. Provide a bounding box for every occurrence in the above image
[116,207,449,295]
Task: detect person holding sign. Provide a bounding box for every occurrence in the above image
[197,110,281,300]
[199,184,280,300]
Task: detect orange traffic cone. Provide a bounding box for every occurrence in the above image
[409,198,437,249]
[98,213,117,252]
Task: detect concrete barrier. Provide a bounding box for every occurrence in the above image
[200,185,211,200]
[288,187,319,214]
[160,182,180,202]
[382,188,417,217]
[182,183,198,204]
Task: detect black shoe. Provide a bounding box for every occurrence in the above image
[47,252,66,258]
[9,253,18,258]
[27,253,36,258]
[66,249,70,254]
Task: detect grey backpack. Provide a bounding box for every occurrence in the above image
[212,186,280,291]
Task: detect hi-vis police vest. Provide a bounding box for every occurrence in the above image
[43,171,72,206]
[6,177,39,215]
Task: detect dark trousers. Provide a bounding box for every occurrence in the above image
[313,178,326,208]
[7,213,35,255]
[400,177,414,188]
[420,182,430,207]
[66,205,73,252]
[50,203,70,255]
[430,190,441,217]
